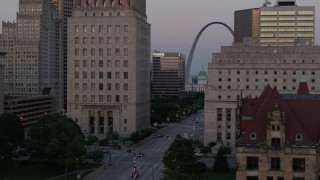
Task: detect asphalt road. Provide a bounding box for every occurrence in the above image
[94,109,204,180]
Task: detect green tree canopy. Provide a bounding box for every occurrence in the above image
[163,135,205,179]
[27,113,86,167]
[0,113,25,165]
[213,147,232,173]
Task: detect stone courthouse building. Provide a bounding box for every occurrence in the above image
[236,80,320,180]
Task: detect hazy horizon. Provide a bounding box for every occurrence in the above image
[0,0,319,75]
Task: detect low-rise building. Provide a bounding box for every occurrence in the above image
[236,80,320,180]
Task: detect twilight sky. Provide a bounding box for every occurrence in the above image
[0,0,319,75]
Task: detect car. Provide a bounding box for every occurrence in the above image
[153,134,157,138]
[159,133,163,137]
[137,153,144,157]
[195,152,206,157]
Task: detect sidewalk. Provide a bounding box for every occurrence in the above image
[82,165,109,180]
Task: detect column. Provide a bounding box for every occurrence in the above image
[95,111,99,135]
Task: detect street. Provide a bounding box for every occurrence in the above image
[94,109,204,180]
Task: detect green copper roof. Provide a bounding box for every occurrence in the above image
[198,65,207,77]
[300,75,307,82]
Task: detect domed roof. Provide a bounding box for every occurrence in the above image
[198,65,207,77]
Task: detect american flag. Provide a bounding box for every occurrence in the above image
[132,153,138,179]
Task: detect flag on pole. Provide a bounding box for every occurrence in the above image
[131,154,138,179]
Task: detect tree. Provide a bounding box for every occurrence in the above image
[27,113,86,168]
[163,135,201,179]
[0,113,25,165]
[213,147,232,172]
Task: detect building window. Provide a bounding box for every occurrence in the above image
[75,94,79,102]
[75,48,79,56]
[91,95,95,102]
[107,95,111,102]
[292,158,305,172]
[124,48,128,56]
[267,177,273,180]
[91,25,95,32]
[91,83,95,90]
[107,72,112,79]
[115,36,120,44]
[124,83,128,90]
[91,48,95,56]
[115,95,120,102]
[271,138,280,149]
[124,119,127,124]
[246,157,259,170]
[107,37,112,44]
[107,25,111,32]
[124,25,128,32]
[124,95,128,102]
[99,95,103,102]
[75,60,79,67]
[217,132,222,141]
[91,37,95,44]
[217,108,222,121]
[115,25,120,32]
[270,157,281,171]
[124,37,128,44]
[83,25,87,32]
[246,176,258,180]
[83,60,87,67]
[99,48,103,56]
[124,72,128,79]
[91,60,95,67]
[115,48,120,56]
[75,25,79,32]
[124,127,127,133]
[99,37,103,44]
[91,72,95,79]
[83,95,87,102]
[124,60,128,67]
[107,83,111,90]
[99,25,103,32]
[226,108,231,121]
[107,60,111,67]
[115,60,120,67]
[107,48,112,56]
[99,60,103,67]
[83,48,87,56]
[226,132,231,140]
[115,72,120,79]
[115,83,120,90]
[75,37,79,44]
[99,72,103,79]
[83,83,87,90]
[82,72,87,79]
[99,83,103,90]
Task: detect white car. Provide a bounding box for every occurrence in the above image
[195,152,205,157]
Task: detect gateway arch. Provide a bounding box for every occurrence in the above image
[186,22,234,83]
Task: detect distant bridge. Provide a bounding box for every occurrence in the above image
[186,22,234,83]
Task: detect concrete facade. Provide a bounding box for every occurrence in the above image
[67,0,150,138]
[0,63,3,115]
[0,0,60,109]
[204,40,320,153]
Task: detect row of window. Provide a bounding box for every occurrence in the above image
[246,156,305,172]
[74,94,128,103]
[218,70,316,75]
[74,71,129,79]
[75,36,129,45]
[216,85,316,91]
[218,78,316,83]
[74,48,129,56]
[74,59,128,68]
[75,25,128,33]
[74,82,128,91]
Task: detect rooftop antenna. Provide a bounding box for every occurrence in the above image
[263,0,271,6]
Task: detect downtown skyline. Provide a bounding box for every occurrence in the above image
[0,0,319,75]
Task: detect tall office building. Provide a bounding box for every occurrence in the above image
[0,52,5,115]
[234,8,260,43]
[68,0,150,138]
[204,39,320,153]
[0,0,59,108]
[234,0,315,46]
[151,52,185,98]
[52,0,74,111]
